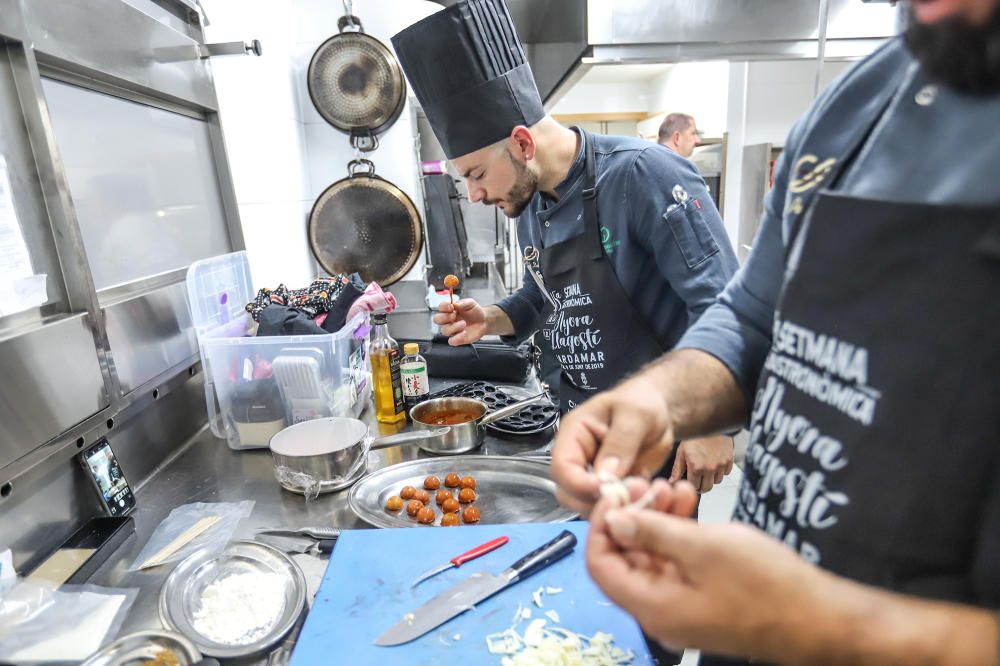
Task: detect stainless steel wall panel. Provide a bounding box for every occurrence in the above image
[19,0,216,111]
[0,0,236,576]
[738,143,772,263]
[111,374,207,492]
[121,0,204,41]
[7,37,123,403]
[40,77,232,292]
[204,112,247,255]
[0,42,69,319]
[0,373,206,573]
[104,281,198,395]
[0,449,105,574]
[0,315,108,471]
[0,1,25,40]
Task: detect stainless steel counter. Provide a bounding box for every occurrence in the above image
[86,377,554,659]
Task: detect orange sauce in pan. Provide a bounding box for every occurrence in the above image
[421,410,480,426]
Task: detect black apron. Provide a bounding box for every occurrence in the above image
[703,193,1000,666]
[531,129,666,414]
[529,130,693,666]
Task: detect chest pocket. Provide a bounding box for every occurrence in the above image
[663,202,720,269]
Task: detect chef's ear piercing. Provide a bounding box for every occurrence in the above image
[510,125,535,160]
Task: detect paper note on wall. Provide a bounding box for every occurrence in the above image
[0,155,48,316]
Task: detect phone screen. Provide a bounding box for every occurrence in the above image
[81,440,135,517]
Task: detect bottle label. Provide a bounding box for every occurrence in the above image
[388,351,405,413]
[400,361,429,397]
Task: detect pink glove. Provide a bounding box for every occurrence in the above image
[347,283,398,321]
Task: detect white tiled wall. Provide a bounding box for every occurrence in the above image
[203,0,441,290]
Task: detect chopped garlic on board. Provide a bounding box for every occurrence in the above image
[486,618,635,665]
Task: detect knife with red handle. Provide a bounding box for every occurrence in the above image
[410,536,509,588]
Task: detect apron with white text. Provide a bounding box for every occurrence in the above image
[532,130,666,414]
[736,190,1000,617]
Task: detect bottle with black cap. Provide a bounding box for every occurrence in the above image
[370,313,406,424]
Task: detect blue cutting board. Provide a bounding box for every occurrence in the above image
[290,521,652,665]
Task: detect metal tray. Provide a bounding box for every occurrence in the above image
[347,455,576,528]
[159,540,306,659]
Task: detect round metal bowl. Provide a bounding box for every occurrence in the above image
[270,417,370,496]
[159,540,306,659]
[81,630,201,666]
[268,417,449,496]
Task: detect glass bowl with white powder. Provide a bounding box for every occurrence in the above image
[159,540,306,659]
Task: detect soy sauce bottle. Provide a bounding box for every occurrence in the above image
[400,343,430,412]
[370,314,406,424]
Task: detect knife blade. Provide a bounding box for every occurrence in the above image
[257,534,337,555]
[374,529,577,646]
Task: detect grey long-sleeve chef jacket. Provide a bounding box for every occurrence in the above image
[678,37,1000,400]
[497,131,739,348]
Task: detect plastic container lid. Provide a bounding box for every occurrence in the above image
[186,251,254,336]
[403,343,420,356]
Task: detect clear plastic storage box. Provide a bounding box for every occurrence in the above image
[186,252,369,450]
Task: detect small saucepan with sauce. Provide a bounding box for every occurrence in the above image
[409,393,549,454]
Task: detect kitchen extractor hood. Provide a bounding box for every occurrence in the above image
[430,0,901,106]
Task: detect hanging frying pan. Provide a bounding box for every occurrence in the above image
[308,159,423,287]
[307,13,406,152]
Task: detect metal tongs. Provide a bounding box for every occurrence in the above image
[256,526,341,540]
[255,526,341,555]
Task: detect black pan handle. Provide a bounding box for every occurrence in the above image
[315,539,337,554]
[507,530,577,583]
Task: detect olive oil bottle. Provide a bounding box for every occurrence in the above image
[370,313,406,424]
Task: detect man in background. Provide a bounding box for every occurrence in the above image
[658,112,702,158]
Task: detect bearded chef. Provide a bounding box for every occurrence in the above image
[551,0,1000,663]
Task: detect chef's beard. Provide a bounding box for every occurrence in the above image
[903,3,1000,94]
[485,149,538,219]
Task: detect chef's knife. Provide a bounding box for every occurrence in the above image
[257,534,337,555]
[374,530,577,646]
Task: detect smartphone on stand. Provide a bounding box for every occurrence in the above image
[79,438,136,517]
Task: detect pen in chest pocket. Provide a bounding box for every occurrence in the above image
[523,245,558,309]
